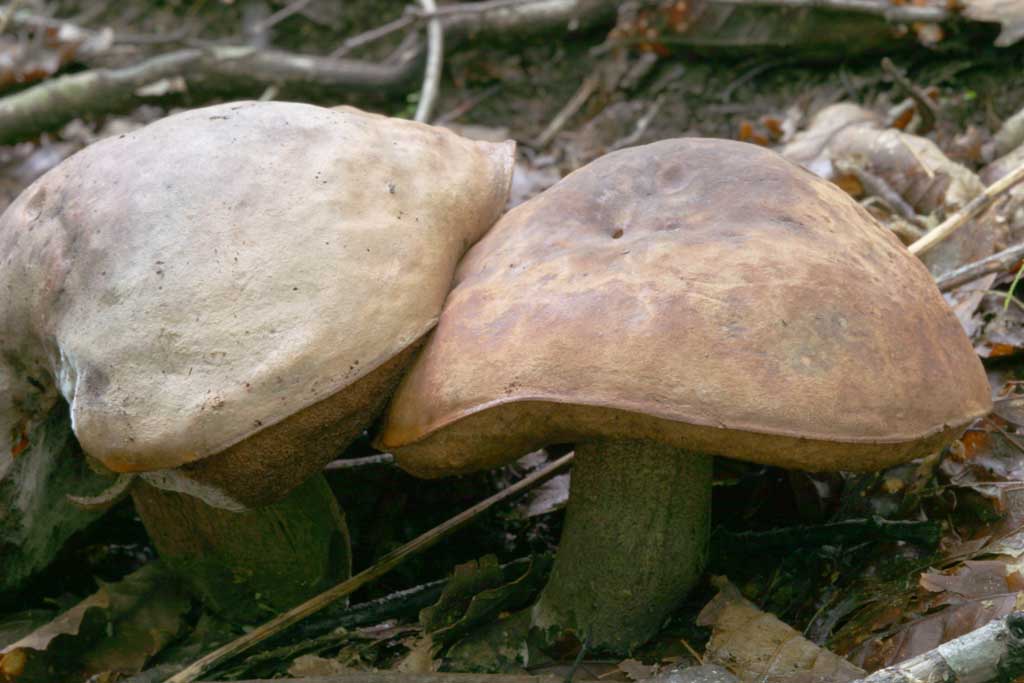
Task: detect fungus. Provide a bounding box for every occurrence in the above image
[377,138,991,653]
[0,101,514,620]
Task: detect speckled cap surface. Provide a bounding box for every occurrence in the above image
[0,101,515,475]
[378,138,991,476]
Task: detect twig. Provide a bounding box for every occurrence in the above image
[251,0,315,33]
[881,57,936,135]
[608,95,665,152]
[910,160,1024,256]
[324,453,396,471]
[435,84,501,124]
[414,0,444,123]
[709,0,948,22]
[197,674,593,683]
[165,453,575,683]
[713,516,940,553]
[412,0,551,19]
[0,49,204,144]
[0,0,616,144]
[331,0,611,59]
[836,158,923,226]
[331,15,417,58]
[849,612,1024,683]
[0,0,25,35]
[534,71,601,148]
[295,556,537,639]
[0,46,417,143]
[936,241,1024,292]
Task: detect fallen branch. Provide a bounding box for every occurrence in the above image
[851,612,1024,683]
[165,453,575,683]
[0,46,415,144]
[935,242,1024,292]
[0,49,202,144]
[0,0,616,144]
[910,160,1024,256]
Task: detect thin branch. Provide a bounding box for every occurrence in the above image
[534,70,601,148]
[910,160,1024,256]
[850,612,1024,683]
[163,453,575,683]
[881,56,936,134]
[0,46,418,143]
[0,0,616,144]
[936,241,1024,292]
[251,0,315,33]
[435,84,502,124]
[710,0,949,22]
[324,453,396,470]
[414,0,551,19]
[414,0,444,123]
[330,14,416,58]
[0,49,204,144]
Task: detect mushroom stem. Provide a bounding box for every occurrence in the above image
[131,473,351,624]
[530,440,712,652]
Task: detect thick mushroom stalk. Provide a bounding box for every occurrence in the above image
[378,138,991,658]
[0,101,515,619]
[531,442,711,651]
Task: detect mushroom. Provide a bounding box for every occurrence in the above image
[376,138,991,653]
[0,101,514,620]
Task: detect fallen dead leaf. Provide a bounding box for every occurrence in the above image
[0,562,190,682]
[697,578,863,683]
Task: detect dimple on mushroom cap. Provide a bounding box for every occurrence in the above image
[378,138,991,477]
[0,101,515,476]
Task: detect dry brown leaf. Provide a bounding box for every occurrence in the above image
[781,103,996,277]
[697,578,864,683]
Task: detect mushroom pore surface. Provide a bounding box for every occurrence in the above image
[379,138,991,476]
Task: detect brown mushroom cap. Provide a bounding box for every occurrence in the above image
[378,138,991,477]
[0,101,514,502]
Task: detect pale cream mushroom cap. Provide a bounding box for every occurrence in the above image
[378,138,991,477]
[0,101,514,505]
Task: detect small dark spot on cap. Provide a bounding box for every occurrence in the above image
[611,229,624,239]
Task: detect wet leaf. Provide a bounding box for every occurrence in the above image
[0,562,190,682]
[422,555,552,649]
[421,556,505,636]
